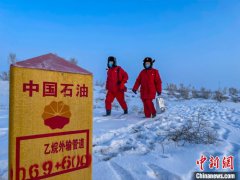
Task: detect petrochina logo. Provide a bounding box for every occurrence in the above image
[42,101,71,129]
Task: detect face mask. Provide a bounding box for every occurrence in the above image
[108,61,114,68]
[145,62,151,69]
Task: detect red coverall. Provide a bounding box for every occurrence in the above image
[105,66,128,111]
[133,68,162,118]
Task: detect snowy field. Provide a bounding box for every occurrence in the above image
[0,81,9,180]
[1,81,240,179]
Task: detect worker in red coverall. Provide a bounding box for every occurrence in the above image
[104,56,128,116]
[132,57,162,118]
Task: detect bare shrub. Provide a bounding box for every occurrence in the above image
[199,87,211,99]
[228,87,239,103]
[231,96,240,103]
[213,90,228,102]
[95,80,105,87]
[166,111,217,145]
[0,72,9,81]
[69,58,78,65]
[222,87,228,95]
[166,83,177,96]
[191,87,200,99]
[163,82,240,103]
[177,84,190,99]
[191,87,211,99]
[1,53,17,81]
[8,53,17,64]
[229,88,238,96]
[0,53,17,81]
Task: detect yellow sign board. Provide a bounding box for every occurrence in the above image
[9,54,93,180]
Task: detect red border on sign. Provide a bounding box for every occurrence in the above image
[16,130,91,180]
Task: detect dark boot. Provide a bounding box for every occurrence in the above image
[124,109,128,114]
[103,110,111,116]
[152,113,156,118]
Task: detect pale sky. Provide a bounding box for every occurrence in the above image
[0,0,240,89]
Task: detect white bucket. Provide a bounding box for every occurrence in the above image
[156,97,166,113]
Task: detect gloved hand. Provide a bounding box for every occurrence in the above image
[132,89,137,94]
[157,92,161,96]
[120,83,125,91]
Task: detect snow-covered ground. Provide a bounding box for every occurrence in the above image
[0,81,9,180]
[0,81,240,179]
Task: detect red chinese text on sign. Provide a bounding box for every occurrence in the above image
[76,84,88,97]
[43,82,57,97]
[60,84,74,97]
[23,80,39,97]
[22,81,89,98]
